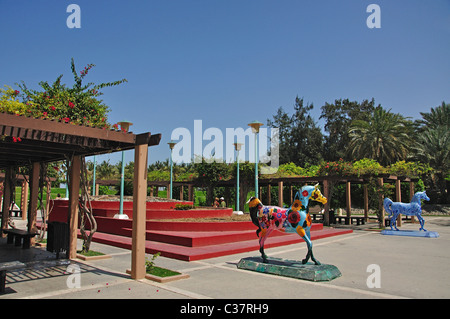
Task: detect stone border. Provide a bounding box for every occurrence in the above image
[76,253,112,261]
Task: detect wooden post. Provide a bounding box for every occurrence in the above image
[364,184,369,222]
[149,185,154,197]
[1,167,13,235]
[28,163,40,239]
[290,185,293,205]
[188,185,193,202]
[179,185,184,201]
[68,156,81,259]
[131,143,148,280]
[395,179,402,227]
[20,181,29,221]
[323,180,330,226]
[378,177,384,228]
[267,184,271,206]
[278,181,283,207]
[45,181,51,221]
[345,181,351,224]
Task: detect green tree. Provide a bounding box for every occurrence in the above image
[417,101,450,130]
[320,98,376,161]
[96,160,118,180]
[414,102,450,203]
[267,96,323,166]
[347,107,412,166]
[194,158,231,205]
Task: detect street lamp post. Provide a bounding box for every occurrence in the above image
[168,141,177,199]
[115,121,132,219]
[92,155,97,196]
[248,120,263,199]
[233,142,243,214]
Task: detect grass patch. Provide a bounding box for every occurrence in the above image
[147,266,181,277]
[77,250,105,257]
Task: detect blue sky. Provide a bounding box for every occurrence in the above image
[1,0,449,165]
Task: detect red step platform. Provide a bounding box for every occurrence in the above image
[87,226,353,261]
[48,199,353,261]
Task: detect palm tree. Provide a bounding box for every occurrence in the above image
[347,107,412,166]
[96,160,117,180]
[418,101,450,130]
[414,102,449,203]
[415,126,449,172]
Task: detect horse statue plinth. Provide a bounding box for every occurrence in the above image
[237,184,341,281]
[237,256,342,282]
[381,191,439,238]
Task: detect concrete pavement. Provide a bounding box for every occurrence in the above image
[1,216,449,300]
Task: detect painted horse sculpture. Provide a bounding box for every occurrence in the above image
[384,191,430,231]
[248,184,327,265]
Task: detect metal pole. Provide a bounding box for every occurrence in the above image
[65,162,69,198]
[255,132,259,199]
[119,150,125,215]
[170,148,173,199]
[92,155,96,196]
[236,149,240,211]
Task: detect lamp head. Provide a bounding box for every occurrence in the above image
[248,120,263,133]
[117,121,133,132]
[168,140,177,150]
[233,142,243,151]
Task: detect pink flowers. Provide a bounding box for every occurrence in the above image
[80,64,94,77]
[50,106,56,111]
[12,137,22,143]
[13,90,19,95]
[68,101,74,108]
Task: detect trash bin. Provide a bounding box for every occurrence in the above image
[47,221,69,258]
[329,210,335,224]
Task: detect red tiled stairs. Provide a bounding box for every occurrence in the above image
[89,217,353,261]
[48,199,353,262]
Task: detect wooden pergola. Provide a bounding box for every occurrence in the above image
[119,173,417,227]
[0,112,161,279]
[255,175,418,226]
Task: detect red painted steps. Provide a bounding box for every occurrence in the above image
[119,224,324,247]
[47,199,353,261]
[88,227,353,261]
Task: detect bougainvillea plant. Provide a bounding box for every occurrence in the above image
[13,58,127,128]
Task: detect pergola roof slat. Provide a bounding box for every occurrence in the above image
[0,112,161,169]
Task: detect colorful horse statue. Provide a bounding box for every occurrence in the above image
[248,184,327,265]
[383,191,430,231]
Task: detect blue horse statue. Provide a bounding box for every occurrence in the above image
[383,191,430,231]
[248,184,327,265]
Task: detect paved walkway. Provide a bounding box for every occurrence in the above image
[1,216,449,301]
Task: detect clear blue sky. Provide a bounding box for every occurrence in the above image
[1,0,449,165]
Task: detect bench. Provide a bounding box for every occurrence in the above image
[3,229,38,249]
[334,216,366,226]
[310,213,324,221]
[0,261,26,294]
[9,209,22,218]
